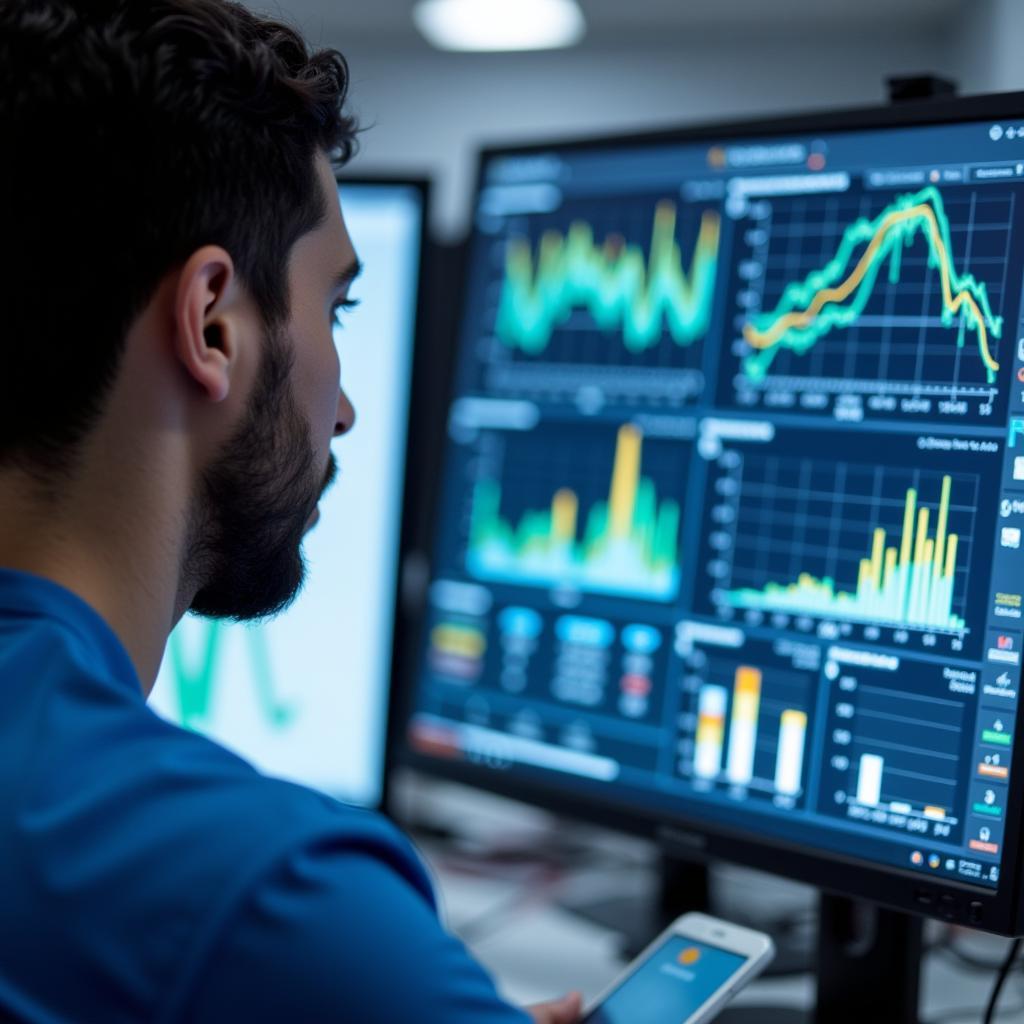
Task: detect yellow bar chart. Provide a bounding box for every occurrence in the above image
[724,474,966,632]
[467,424,682,600]
[692,665,808,799]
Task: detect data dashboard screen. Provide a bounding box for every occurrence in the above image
[407,116,1024,889]
[148,181,423,808]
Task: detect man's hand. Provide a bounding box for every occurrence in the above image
[527,991,582,1024]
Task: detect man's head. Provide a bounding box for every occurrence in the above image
[0,0,360,622]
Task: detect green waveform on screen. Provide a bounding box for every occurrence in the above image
[495,202,721,354]
[742,185,1003,384]
[167,621,295,732]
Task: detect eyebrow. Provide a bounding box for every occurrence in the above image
[331,257,364,293]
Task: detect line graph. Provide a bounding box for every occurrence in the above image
[497,202,721,354]
[743,187,1002,383]
[165,620,294,731]
[721,185,1020,424]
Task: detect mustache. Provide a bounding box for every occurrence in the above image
[320,453,339,498]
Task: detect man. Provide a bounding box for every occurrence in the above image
[0,2,582,1020]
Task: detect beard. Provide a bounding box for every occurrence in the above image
[185,324,337,622]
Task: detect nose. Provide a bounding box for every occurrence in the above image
[334,386,356,438]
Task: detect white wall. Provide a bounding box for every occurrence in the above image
[948,0,1024,95]
[339,29,953,238]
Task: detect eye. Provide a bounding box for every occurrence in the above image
[331,297,361,328]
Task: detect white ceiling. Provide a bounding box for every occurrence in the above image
[265,0,968,46]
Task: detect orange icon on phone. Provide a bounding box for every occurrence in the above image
[678,947,701,966]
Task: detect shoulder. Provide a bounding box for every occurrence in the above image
[177,839,530,1024]
[5,629,432,1019]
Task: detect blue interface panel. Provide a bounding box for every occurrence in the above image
[408,117,1024,889]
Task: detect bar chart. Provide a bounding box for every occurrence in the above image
[698,433,985,654]
[819,651,970,842]
[717,465,972,633]
[679,633,818,808]
[692,667,809,796]
[852,752,951,824]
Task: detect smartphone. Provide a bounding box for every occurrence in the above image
[581,912,775,1024]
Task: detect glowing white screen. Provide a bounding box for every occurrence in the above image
[147,182,423,807]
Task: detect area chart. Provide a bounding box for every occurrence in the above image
[467,424,683,601]
[497,203,721,355]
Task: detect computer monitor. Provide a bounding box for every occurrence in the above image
[402,92,1024,939]
[148,177,427,809]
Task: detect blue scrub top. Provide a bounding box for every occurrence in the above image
[0,569,529,1023]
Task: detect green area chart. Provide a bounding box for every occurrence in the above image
[496,201,722,354]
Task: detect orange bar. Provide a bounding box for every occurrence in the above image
[551,488,579,545]
[979,763,1010,780]
[969,839,999,855]
[608,425,643,540]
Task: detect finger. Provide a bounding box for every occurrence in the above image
[528,991,583,1024]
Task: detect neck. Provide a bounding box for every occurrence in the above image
[0,446,192,693]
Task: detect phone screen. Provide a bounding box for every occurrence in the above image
[582,935,749,1023]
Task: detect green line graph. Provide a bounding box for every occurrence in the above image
[742,186,1004,384]
[166,620,295,731]
[496,202,721,354]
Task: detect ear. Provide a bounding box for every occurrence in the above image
[172,245,243,404]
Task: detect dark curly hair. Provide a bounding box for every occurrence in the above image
[0,0,358,470]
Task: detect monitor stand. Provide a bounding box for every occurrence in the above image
[717,893,924,1024]
[565,853,811,977]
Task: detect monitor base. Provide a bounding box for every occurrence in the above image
[564,855,812,977]
[563,852,712,959]
[568,861,923,1023]
[716,1010,921,1024]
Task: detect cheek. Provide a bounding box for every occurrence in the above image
[295,321,341,446]
[319,337,342,429]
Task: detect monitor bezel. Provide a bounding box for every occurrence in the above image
[397,91,1024,936]
[335,173,432,816]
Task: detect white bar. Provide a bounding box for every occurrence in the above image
[479,183,562,216]
[856,754,884,806]
[728,172,850,198]
[726,669,761,787]
[449,397,540,432]
[459,722,620,782]
[726,722,758,784]
[694,686,728,780]
[774,711,807,796]
[726,729,758,784]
